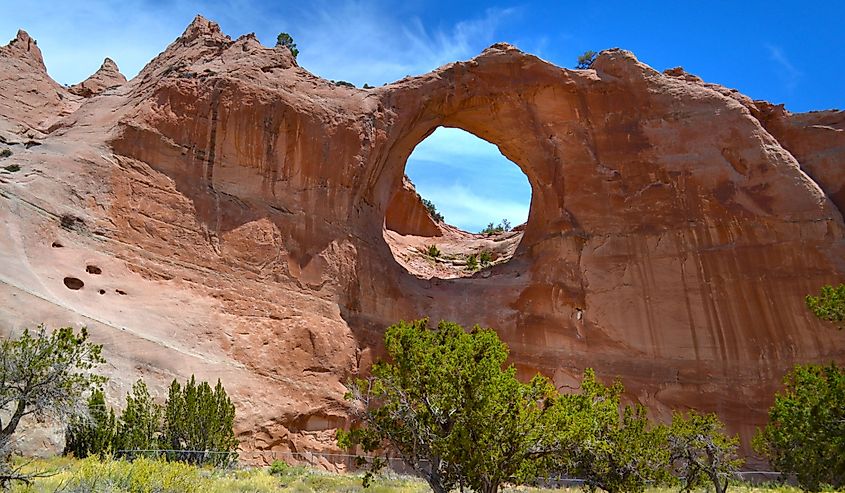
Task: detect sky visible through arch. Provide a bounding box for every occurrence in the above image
[406,128,530,232]
[3,1,841,232]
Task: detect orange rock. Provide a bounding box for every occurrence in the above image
[69,58,127,98]
[0,17,843,460]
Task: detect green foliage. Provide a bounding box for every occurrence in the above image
[806,283,845,328]
[333,80,356,88]
[0,325,105,449]
[338,319,561,493]
[421,198,444,223]
[12,455,432,493]
[562,369,672,493]
[275,33,298,58]
[116,380,162,453]
[363,83,374,89]
[2,164,20,172]
[64,376,237,467]
[425,244,440,258]
[478,251,492,266]
[268,460,291,476]
[43,456,207,493]
[161,377,238,465]
[480,219,511,235]
[466,253,479,271]
[668,410,742,493]
[65,390,116,459]
[576,50,598,69]
[754,363,845,492]
[0,149,11,158]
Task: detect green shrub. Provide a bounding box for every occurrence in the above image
[161,376,238,465]
[64,375,237,467]
[425,244,440,258]
[754,363,845,491]
[478,251,492,266]
[806,283,845,328]
[480,219,511,235]
[576,50,597,69]
[0,148,11,158]
[421,198,444,223]
[65,390,116,459]
[466,253,478,271]
[116,379,163,453]
[268,459,289,476]
[3,164,20,172]
[58,456,207,493]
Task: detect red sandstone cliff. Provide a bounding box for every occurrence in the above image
[0,17,843,459]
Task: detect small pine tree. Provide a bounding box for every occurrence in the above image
[479,251,492,266]
[275,33,299,59]
[162,376,237,465]
[466,253,479,271]
[576,50,597,69]
[421,198,444,223]
[116,379,162,455]
[65,390,117,458]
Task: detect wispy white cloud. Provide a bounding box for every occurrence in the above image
[406,128,532,232]
[411,127,506,162]
[293,2,516,85]
[1,2,531,232]
[765,44,802,92]
[420,182,529,233]
[1,1,515,87]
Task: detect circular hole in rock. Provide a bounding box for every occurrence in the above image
[63,277,84,290]
[51,241,63,248]
[86,265,102,275]
[98,289,105,295]
[115,289,127,296]
[384,127,532,280]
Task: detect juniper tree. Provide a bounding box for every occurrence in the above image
[0,325,105,451]
[161,376,237,465]
[667,411,742,493]
[754,363,845,492]
[275,32,298,58]
[65,389,116,458]
[116,379,162,454]
[338,319,562,493]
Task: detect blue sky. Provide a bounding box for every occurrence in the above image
[2,1,842,231]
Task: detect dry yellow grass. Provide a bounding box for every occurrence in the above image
[10,456,802,493]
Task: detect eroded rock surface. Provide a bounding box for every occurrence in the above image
[1,17,844,461]
[69,58,127,98]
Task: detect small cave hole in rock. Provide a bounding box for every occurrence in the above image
[115,289,127,295]
[98,289,105,295]
[384,127,532,279]
[63,277,84,290]
[86,265,102,275]
[51,241,63,248]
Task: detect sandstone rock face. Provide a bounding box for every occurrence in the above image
[0,30,80,130]
[69,58,127,98]
[0,17,843,461]
[384,176,443,237]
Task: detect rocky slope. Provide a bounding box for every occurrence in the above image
[0,17,843,461]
